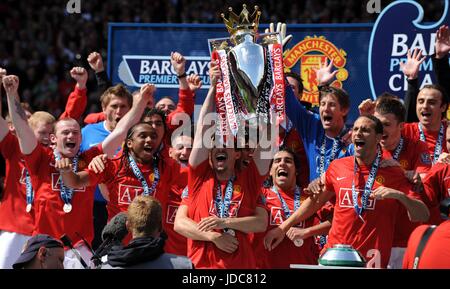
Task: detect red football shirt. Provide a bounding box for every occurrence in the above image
[23,144,102,245]
[324,156,423,268]
[187,159,266,269]
[422,162,450,225]
[382,136,431,247]
[87,156,186,222]
[253,187,319,268]
[0,132,34,235]
[162,166,188,256]
[402,221,450,269]
[402,122,448,161]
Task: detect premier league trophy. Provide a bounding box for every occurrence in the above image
[210,4,286,138]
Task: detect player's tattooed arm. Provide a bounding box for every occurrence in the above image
[3,75,37,154]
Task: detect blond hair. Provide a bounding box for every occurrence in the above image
[28,111,56,130]
[100,84,133,109]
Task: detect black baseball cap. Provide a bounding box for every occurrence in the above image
[12,234,63,269]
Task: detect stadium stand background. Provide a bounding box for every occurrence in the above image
[0,0,444,116]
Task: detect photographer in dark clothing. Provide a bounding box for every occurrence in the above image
[101,195,193,269]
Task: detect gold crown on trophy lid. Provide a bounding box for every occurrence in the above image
[221,4,261,36]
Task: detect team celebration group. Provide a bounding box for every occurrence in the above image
[0,23,449,270]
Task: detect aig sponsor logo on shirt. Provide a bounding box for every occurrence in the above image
[270,207,305,228]
[118,184,147,205]
[166,205,179,224]
[208,200,241,217]
[338,188,376,210]
[51,173,85,192]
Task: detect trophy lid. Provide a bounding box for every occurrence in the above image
[221,4,261,44]
[318,244,367,267]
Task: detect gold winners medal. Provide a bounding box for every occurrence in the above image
[63,203,72,213]
[294,239,304,247]
[26,204,32,213]
[224,228,235,237]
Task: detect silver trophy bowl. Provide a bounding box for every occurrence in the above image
[318,244,366,267]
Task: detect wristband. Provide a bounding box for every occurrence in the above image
[177,72,187,79]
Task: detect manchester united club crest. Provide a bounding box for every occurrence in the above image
[284,36,348,106]
[375,175,385,185]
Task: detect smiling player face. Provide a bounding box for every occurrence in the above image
[54,119,82,158]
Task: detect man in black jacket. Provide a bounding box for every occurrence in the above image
[101,195,193,269]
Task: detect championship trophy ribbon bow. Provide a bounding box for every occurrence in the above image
[211,4,286,141]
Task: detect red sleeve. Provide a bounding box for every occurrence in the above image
[391,167,423,202]
[316,200,335,222]
[59,86,87,120]
[256,192,267,210]
[166,88,194,133]
[180,186,190,206]
[84,112,106,124]
[169,162,188,195]
[324,161,336,193]
[85,158,114,186]
[81,144,104,164]
[422,164,443,207]
[86,168,106,186]
[0,132,19,158]
[413,140,432,174]
[187,159,211,200]
[23,144,48,176]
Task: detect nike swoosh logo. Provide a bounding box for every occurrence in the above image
[444,176,450,181]
[337,177,347,181]
[266,196,277,200]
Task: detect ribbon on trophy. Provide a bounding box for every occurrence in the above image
[268,42,285,125]
[213,49,239,138]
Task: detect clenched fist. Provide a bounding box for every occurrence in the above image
[187,74,202,92]
[2,75,19,95]
[87,52,104,73]
[137,83,156,108]
[170,52,186,76]
[70,67,88,89]
[55,158,73,173]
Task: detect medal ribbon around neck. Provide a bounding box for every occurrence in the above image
[418,122,444,164]
[352,147,382,220]
[271,185,301,219]
[53,150,79,208]
[392,137,404,161]
[215,176,236,219]
[319,136,339,175]
[128,154,160,196]
[24,169,34,213]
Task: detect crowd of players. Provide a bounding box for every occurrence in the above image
[0,22,450,269]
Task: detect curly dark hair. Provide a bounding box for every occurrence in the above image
[118,122,163,174]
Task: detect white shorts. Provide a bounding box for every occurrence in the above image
[387,247,406,269]
[64,243,94,269]
[0,230,31,269]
